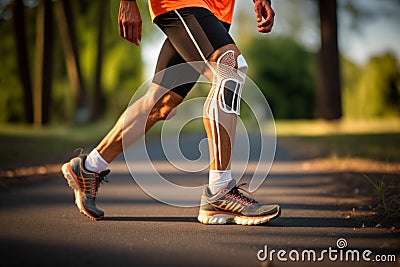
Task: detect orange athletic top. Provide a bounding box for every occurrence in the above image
[148,0,236,24]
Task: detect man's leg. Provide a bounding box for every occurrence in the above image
[61,84,183,220]
[202,44,246,194]
[154,8,240,195]
[61,37,194,220]
[153,7,280,225]
[199,45,281,225]
[87,38,195,171]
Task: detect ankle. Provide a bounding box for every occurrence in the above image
[85,149,109,173]
[208,170,233,195]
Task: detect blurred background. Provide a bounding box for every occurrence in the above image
[1,0,399,124]
[0,0,399,169]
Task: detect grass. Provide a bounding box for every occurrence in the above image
[275,118,400,136]
[278,134,400,162]
[274,119,400,162]
[0,122,114,170]
[363,174,399,213]
[362,174,400,227]
[1,119,399,171]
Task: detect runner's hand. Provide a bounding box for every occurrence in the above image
[118,1,142,45]
[254,0,275,33]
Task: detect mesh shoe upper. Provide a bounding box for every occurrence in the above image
[66,155,109,219]
[70,155,109,199]
[200,180,279,217]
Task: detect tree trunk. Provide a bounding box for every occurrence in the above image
[34,0,53,125]
[91,0,107,121]
[317,0,342,120]
[55,0,88,123]
[12,0,33,124]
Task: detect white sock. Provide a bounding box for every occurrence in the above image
[85,149,109,173]
[208,170,233,195]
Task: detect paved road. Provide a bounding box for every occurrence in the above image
[0,134,399,267]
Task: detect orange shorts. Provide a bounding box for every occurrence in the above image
[148,0,235,24]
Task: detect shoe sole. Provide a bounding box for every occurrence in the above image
[197,206,281,225]
[61,163,104,221]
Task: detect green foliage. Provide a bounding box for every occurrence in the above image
[0,0,144,124]
[102,41,143,118]
[243,36,399,120]
[342,53,400,118]
[62,0,143,120]
[0,9,24,122]
[244,37,316,119]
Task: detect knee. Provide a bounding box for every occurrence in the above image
[204,48,249,116]
[215,50,248,78]
[207,45,248,76]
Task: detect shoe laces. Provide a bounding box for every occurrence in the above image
[91,170,110,199]
[228,183,258,205]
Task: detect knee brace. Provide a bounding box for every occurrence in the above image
[206,50,248,117]
[204,50,248,168]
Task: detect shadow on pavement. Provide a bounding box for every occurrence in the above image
[104,216,197,223]
[103,215,359,229]
[270,217,359,228]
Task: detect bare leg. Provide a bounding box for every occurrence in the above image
[203,96,237,170]
[96,83,183,163]
[202,44,242,171]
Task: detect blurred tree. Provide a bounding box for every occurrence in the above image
[91,0,107,121]
[100,0,143,118]
[315,0,400,119]
[0,0,145,124]
[55,0,88,123]
[12,0,33,123]
[245,37,316,119]
[0,0,30,122]
[316,0,342,120]
[33,0,53,125]
[238,0,399,120]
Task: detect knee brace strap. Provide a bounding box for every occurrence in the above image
[237,54,248,78]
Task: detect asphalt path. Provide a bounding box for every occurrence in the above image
[0,134,399,267]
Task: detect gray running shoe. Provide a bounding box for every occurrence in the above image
[198,180,281,225]
[61,154,109,220]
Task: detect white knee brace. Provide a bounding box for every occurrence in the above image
[206,50,248,117]
[204,50,248,167]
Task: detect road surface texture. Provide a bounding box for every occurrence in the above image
[0,134,399,267]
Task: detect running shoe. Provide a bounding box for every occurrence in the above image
[61,154,109,220]
[198,180,281,225]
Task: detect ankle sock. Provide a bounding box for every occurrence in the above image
[85,149,109,173]
[208,170,233,195]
